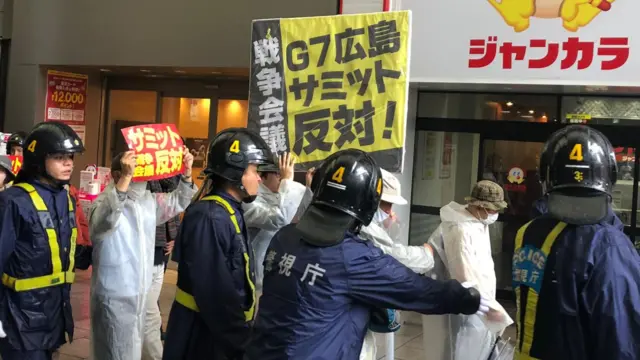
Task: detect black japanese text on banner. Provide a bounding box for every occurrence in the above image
[248,11,412,172]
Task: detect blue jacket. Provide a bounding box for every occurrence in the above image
[163,192,254,360]
[246,224,476,360]
[513,212,640,359]
[0,180,75,351]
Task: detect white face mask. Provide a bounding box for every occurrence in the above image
[373,208,389,224]
[128,181,147,200]
[480,209,499,226]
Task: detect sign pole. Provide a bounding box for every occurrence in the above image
[386,332,394,359]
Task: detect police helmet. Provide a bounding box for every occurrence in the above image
[257,154,280,174]
[313,149,382,225]
[203,128,272,197]
[309,163,325,194]
[296,150,382,246]
[6,131,26,154]
[19,122,84,181]
[541,125,617,195]
[541,125,617,225]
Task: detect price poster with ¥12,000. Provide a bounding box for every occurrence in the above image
[44,70,88,142]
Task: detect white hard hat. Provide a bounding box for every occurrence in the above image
[380,168,407,205]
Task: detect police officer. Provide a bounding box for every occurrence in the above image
[246,149,489,360]
[5,131,26,156]
[0,122,84,360]
[163,128,272,360]
[513,125,640,359]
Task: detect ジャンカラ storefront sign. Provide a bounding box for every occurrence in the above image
[403,0,637,86]
[248,11,412,172]
[121,124,185,182]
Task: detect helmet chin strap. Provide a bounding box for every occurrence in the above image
[42,171,69,188]
[236,183,257,203]
[31,164,67,188]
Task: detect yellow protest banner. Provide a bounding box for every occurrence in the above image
[249,11,411,171]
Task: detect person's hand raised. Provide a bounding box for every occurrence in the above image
[279,152,296,181]
[305,167,315,188]
[121,151,136,177]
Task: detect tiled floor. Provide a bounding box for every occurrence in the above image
[57,267,517,360]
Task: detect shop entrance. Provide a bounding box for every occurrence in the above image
[101,75,249,188]
[409,91,640,300]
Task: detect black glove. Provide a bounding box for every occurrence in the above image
[459,286,482,315]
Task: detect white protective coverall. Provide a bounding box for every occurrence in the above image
[243,179,307,290]
[356,210,435,360]
[88,180,196,360]
[422,201,513,360]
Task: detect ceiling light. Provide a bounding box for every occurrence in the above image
[529,110,534,114]
[175,70,186,74]
[140,69,151,73]
[210,71,222,75]
[100,68,111,72]
[506,102,514,107]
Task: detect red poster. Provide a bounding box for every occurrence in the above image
[8,156,22,175]
[45,70,88,124]
[121,124,185,182]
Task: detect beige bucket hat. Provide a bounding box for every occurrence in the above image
[465,180,508,211]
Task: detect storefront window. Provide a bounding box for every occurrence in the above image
[562,96,640,125]
[106,90,158,165]
[408,213,440,246]
[418,93,558,122]
[217,99,248,132]
[611,147,636,226]
[411,131,481,208]
[161,97,211,188]
[482,140,544,218]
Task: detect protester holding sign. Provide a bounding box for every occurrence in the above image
[0,121,84,360]
[163,128,272,360]
[245,152,307,291]
[88,145,196,360]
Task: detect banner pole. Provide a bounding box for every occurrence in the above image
[386,332,394,359]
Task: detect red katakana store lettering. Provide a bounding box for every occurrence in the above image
[468,36,629,70]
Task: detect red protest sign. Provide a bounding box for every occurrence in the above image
[121,124,184,182]
[8,156,22,175]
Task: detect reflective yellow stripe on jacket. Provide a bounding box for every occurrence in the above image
[175,195,256,322]
[3,183,78,292]
[514,221,567,360]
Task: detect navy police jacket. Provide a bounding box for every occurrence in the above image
[513,211,640,359]
[246,224,474,360]
[163,192,255,360]
[0,180,75,351]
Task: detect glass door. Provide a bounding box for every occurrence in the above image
[161,97,212,189]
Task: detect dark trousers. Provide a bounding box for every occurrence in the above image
[0,349,55,360]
